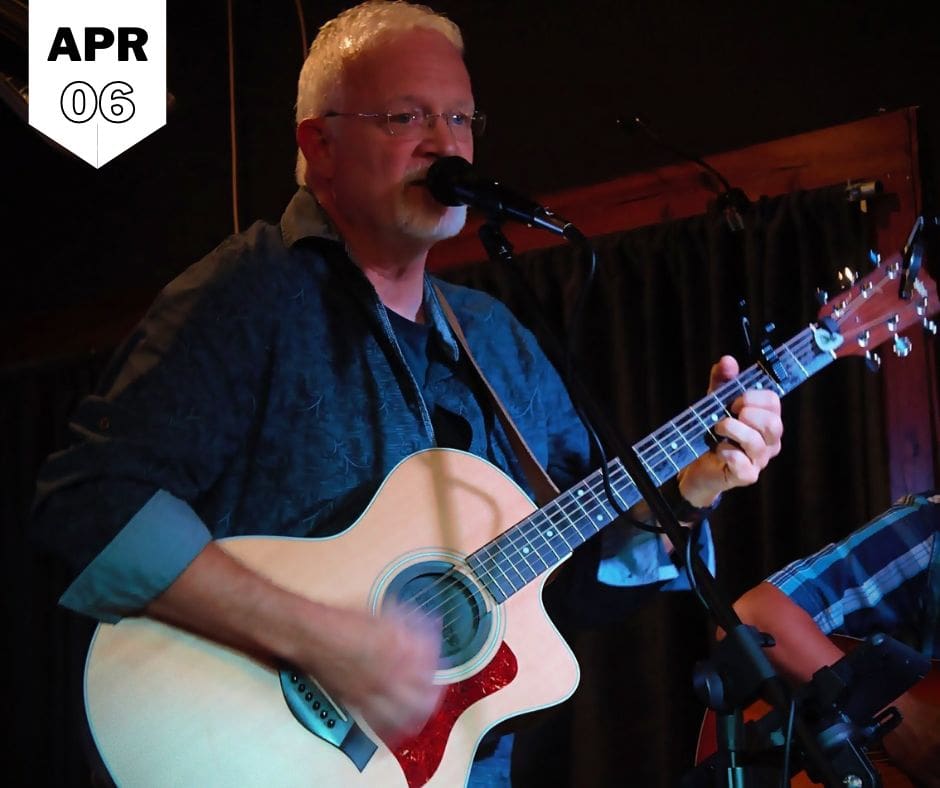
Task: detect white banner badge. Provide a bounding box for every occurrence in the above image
[29,0,166,168]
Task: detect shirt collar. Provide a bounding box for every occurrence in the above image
[280,188,341,248]
[279,188,460,363]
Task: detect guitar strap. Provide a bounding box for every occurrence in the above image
[433,283,560,507]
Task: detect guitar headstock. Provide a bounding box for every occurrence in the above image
[815,233,938,365]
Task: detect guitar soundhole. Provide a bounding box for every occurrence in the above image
[384,560,492,670]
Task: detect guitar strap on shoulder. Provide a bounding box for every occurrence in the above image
[433,284,560,507]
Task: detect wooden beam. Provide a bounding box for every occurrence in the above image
[428,108,921,270]
[428,106,936,499]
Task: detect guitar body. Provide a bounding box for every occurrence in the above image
[694,637,940,787]
[85,449,579,787]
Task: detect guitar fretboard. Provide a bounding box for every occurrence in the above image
[466,324,838,603]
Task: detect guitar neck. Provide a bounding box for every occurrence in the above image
[467,324,840,603]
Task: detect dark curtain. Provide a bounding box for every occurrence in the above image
[439,187,890,786]
[3,187,888,786]
[2,354,111,786]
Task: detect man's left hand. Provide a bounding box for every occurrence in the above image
[678,355,783,509]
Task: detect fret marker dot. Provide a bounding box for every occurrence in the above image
[576,489,585,497]
[595,515,603,522]
[546,530,554,537]
[522,546,530,554]
[711,414,719,422]
[755,382,763,389]
[670,441,678,450]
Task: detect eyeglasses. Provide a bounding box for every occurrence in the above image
[323,109,486,140]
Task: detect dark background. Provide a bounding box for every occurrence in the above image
[2,1,939,786]
[3,0,940,326]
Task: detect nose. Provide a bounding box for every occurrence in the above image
[419,115,464,158]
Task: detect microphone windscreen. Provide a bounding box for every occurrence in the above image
[425,156,474,207]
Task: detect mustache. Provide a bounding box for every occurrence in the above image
[404,168,431,186]
[405,160,468,187]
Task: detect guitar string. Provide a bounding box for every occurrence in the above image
[602,328,819,494]
[631,328,815,463]
[407,463,638,628]
[406,329,825,626]
[634,327,816,461]
[416,454,717,630]
[408,461,633,613]
[639,271,908,459]
[410,406,743,625]
[423,308,889,628]
[406,330,827,630]
[408,331,825,629]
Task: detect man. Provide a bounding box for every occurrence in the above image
[32,2,783,784]
[732,491,940,786]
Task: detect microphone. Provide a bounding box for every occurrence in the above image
[425,156,585,241]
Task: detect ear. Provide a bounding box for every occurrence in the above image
[296,118,334,183]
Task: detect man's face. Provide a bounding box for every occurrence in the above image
[319,29,475,251]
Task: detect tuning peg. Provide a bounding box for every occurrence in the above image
[887,260,901,280]
[892,335,913,358]
[925,318,938,336]
[868,249,882,267]
[815,288,829,306]
[865,350,882,372]
[856,330,871,348]
[861,281,874,299]
[916,296,929,317]
[886,313,900,332]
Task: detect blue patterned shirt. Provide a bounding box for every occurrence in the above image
[32,189,710,623]
[768,491,940,658]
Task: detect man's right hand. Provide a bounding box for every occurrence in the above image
[298,602,444,745]
[147,542,443,747]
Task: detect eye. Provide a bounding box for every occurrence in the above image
[449,112,470,127]
[388,112,419,126]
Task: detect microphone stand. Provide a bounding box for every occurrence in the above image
[475,216,851,787]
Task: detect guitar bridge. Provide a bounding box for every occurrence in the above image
[279,670,377,771]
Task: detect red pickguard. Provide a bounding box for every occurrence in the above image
[392,642,519,787]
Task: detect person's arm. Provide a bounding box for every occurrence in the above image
[732,581,845,684]
[599,355,782,589]
[33,251,443,744]
[731,582,940,787]
[145,542,442,744]
[44,485,444,744]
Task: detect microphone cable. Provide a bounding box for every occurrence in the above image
[616,114,751,232]
[558,237,668,538]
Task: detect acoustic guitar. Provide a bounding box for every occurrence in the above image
[84,241,937,785]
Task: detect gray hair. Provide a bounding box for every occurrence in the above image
[294,1,464,184]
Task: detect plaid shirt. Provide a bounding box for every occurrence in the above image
[768,491,940,658]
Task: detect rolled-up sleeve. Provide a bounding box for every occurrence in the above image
[59,490,212,622]
[30,240,275,622]
[599,519,715,589]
